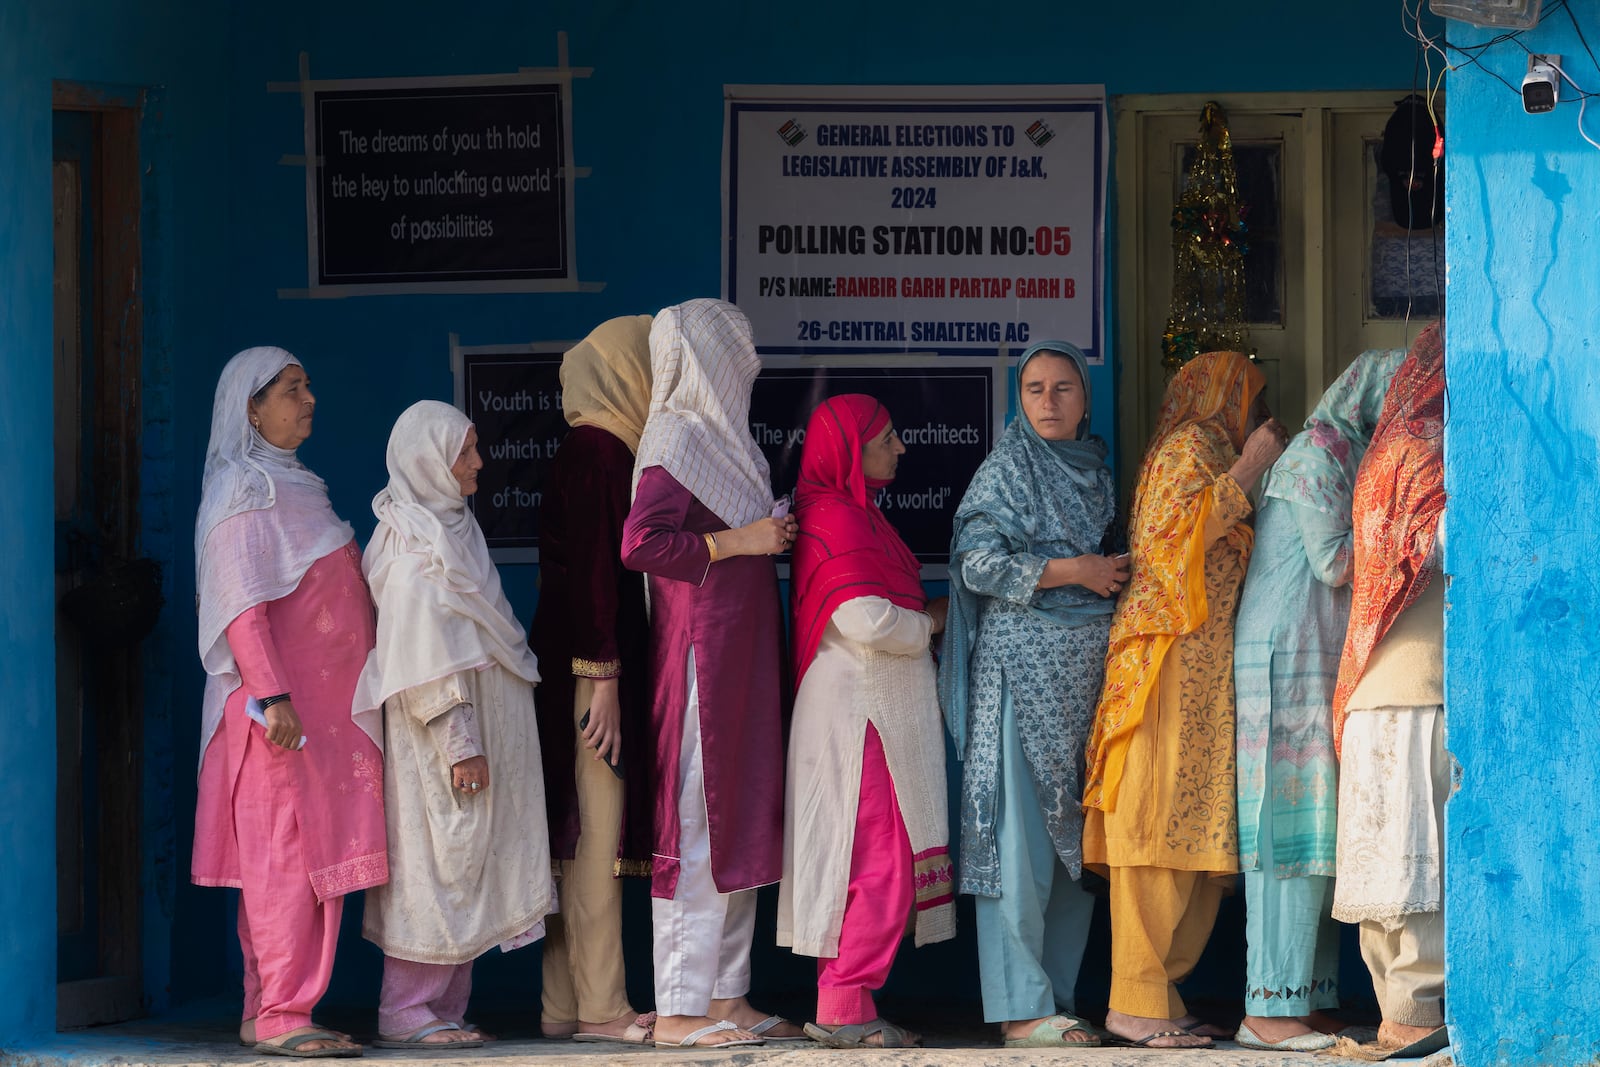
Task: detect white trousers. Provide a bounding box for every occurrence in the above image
[651,649,756,1016]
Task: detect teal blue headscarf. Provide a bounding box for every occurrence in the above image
[938,341,1116,757]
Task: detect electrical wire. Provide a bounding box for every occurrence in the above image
[1548,56,1600,149]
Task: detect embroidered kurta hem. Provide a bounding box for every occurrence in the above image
[363,666,553,964]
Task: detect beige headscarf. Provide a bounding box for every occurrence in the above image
[560,315,653,453]
[632,299,773,528]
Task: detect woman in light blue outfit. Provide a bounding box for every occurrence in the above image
[939,341,1128,1049]
[1231,349,1405,1052]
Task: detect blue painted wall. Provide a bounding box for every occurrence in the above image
[1,0,1429,1043]
[0,0,227,1043]
[1443,13,1600,1067]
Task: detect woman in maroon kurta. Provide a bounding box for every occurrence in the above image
[620,299,802,1049]
[529,315,657,1044]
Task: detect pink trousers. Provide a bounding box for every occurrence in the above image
[378,957,474,1037]
[235,730,343,1041]
[816,725,914,1025]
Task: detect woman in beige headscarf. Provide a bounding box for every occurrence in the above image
[529,316,660,1045]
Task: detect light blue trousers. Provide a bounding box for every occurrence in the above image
[1242,753,1340,1016]
[973,690,1095,1023]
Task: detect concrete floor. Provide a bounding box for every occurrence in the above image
[1,1012,1452,1067]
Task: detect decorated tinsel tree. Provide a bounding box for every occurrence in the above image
[1161,101,1250,369]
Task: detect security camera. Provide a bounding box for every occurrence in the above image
[1523,54,1560,114]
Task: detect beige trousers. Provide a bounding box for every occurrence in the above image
[540,677,634,1026]
[1360,910,1445,1027]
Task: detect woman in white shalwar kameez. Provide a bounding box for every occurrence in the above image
[355,400,552,1048]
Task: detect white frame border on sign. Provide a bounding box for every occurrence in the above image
[273,58,594,299]
[722,83,1107,363]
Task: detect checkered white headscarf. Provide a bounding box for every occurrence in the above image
[632,299,773,527]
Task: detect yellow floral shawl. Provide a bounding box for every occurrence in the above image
[1084,351,1265,812]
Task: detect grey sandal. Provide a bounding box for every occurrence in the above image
[803,1018,918,1048]
[371,1021,483,1050]
[253,1029,363,1058]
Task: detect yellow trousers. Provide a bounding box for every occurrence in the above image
[1108,866,1225,1018]
[540,677,634,1026]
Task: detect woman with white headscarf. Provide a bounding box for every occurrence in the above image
[620,299,802,1049]
[191,347,385,1058]
[355,400,552,1049]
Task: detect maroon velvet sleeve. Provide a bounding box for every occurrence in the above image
[621,466,713,583]
[562,438,635,670]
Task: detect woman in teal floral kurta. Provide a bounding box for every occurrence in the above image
[1232,349,1404,1050]
[939,341,1124,1046]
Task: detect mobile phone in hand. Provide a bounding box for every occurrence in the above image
[577,708,625,779]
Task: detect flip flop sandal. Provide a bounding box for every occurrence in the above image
[572,1012,656,1044]
[371,1021,484,1050]
[653,1019,764,1049]
[803,1018,917,1048]
[253,1029,363,1058]
[1106,1028,1215,1049]
[245,1023,353,1048]
[1003,1014,1102,1048]
[748,1014,811,1043]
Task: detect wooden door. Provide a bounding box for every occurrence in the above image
[53,87,146,1030]
[1115,93,1442,487]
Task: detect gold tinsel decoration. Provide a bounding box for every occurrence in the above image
[1160,101,1251,369]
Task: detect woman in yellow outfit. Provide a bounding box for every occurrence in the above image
[1082,350,1286,1049]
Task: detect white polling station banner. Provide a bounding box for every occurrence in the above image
[723,85,1106,362]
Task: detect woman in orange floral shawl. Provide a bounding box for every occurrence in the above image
[1332,322,1445,747]
[1083,350,1284,1048]
[1328,322,1448,1055]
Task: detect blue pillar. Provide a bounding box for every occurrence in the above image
[1444,15,1600,1067]
[0,10,60,1042]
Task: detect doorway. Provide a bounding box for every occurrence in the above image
[1115,92,1443,480]
[53,82,147,1030]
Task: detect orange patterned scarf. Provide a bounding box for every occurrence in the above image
[1332,323,1445,751]
[1084,351,1265,812]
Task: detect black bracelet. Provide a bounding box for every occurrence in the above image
[258,693,291,709]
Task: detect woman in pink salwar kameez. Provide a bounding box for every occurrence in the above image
[780,394,956,1049]
[192,347,387,1058]
[620,299,803,1050]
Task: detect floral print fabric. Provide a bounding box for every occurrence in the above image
[1334,323,1445,749]
[1084,350,1264,815]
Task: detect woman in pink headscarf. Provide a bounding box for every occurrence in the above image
[779,394,955,1049]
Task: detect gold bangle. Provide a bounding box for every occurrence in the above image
[703,532,721,563]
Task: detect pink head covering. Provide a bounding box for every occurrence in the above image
[790,394,924,687]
